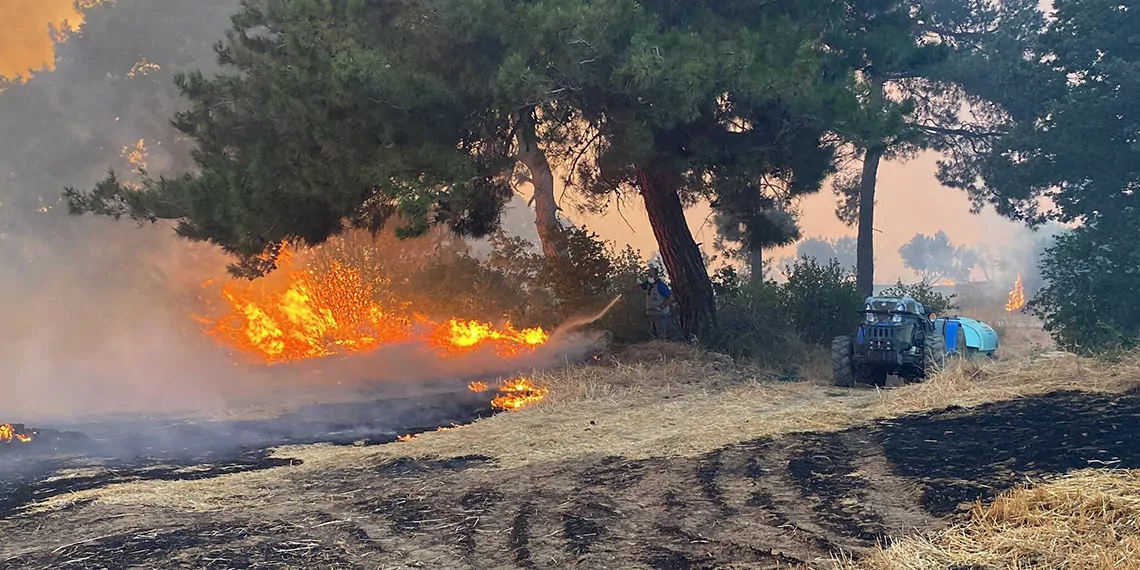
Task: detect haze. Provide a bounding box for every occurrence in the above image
[0,1,1037,420]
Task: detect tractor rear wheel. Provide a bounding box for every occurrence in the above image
[924,333,947,379]
[831,335,856,388]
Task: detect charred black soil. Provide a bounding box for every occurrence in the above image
[0,388,492,518]
[4,388,1140,569]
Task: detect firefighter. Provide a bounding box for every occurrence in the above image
[638,267,677,340]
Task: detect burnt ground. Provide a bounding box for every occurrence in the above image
[3,387,1140,569]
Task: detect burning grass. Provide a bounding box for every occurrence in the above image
[1005,273,1027,312]
[198,246,548,364]
[487,377,549,411]
[842,469,1140,570]
[11,308,1138,569]
[0,423,34,443]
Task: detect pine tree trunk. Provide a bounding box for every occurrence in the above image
[514,108,564,258]
[748,247,764,283]
[856,146,883,298]
[636,166,718,342]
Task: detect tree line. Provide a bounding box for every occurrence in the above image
[59,0,1140,353]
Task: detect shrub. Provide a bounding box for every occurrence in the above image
[778,256,863,346]
[1030,220,1140,354]
[878,280,958,315]
[538,227,616,320]
[599,243,655,344]
[711,265,745,299]
[398,253,534,323]
[714,278,802,365]
[484,226,653,342]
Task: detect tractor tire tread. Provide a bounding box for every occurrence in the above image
[924,332,947,379]
[831,335,856,388]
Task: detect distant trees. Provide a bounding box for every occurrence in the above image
[898,231,978,285]
[782,237,858,274]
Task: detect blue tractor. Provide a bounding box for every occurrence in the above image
[831,296,945,387]
[832,296,1001,387]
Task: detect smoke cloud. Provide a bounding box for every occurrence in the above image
[0,1,605,429]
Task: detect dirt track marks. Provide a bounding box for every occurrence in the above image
[11,389,1140,568]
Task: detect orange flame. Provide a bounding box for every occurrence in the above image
[1006,274,1026,312]
[202,249,548,364]
[487,377,549,411]
[433,319,549,357]
[0,424,33,443]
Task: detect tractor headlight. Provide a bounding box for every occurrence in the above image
[891,314,903,324]
[865,313,875,323]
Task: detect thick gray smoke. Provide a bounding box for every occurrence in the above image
[0,0,599,427]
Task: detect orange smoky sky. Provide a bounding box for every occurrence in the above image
[0,0,98,81]
[538,150,1026,284]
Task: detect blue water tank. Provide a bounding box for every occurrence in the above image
[935,316,1000,356]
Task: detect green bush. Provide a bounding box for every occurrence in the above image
[711,265,745,299]
[480,226,653,342]
[714,278,802,365]
[538,227,617,320]
[1030,220,1140,354]
[711,256,863,364]
[878,280,958,315]
[778,256,863,346]
[397,253,535,323]
[597,244,655,344]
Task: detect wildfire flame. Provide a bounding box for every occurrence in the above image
[120,138,148,170]
[202,248,549,364]
[0,424,33,443]
[1006,274,1026,312]
[487,377,549,411]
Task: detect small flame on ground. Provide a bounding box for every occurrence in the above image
[397,434,415,442]
[487,377,549,412]
[0,424,33,443]
[1006,274,1026,312]
[468,381,489,393]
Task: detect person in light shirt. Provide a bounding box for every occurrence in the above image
[638,266,677,340]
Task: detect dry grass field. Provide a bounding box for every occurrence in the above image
[4,309,1140,569]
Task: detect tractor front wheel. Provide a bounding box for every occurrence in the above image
[831,335,856,388]
[923,333,947,379]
